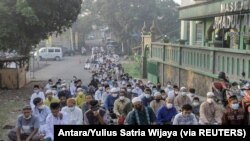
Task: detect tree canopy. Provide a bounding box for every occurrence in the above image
[0,0,82,55]
[78,0,179,51]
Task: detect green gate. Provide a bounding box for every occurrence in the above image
[147,61,159,84]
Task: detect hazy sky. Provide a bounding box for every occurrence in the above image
[174,0,181,4]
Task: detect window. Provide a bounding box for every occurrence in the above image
[55,49,60,52]
[48,49,54,52]
[196,23,203,43]
[40,49,46,52]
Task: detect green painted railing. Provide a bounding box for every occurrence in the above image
[150,42,250,81]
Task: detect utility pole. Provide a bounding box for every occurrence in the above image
[70,28,74,51]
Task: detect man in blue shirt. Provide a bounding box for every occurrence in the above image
[156,98,177,125]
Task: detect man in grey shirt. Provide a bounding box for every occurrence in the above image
[8,105,41,141]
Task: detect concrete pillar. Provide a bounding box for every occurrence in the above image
[189,21,196,46]
[181,21,188,40]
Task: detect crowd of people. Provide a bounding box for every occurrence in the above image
[7,47,250,141]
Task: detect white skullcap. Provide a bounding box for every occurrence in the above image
[46,89,53,94]
[77,88,83,91]
[207,92,214,97]
[154,92,161,97]
[61,83,66,86]
[132,97,141,104]
[110,88,119,93]
[180,87,187,92]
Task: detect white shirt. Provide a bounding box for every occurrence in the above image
[45,112,68,140]
[167,90,175,100]
[61,106,83,125]
[132,87,143,96]
[95,90,103,101]
[70,83,76,96]
[30,91,45,109]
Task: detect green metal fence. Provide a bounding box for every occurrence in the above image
[150,42,250,81]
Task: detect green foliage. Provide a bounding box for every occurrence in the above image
[0,0,82,55]
[123,61,141,79]
[80,0,179,53]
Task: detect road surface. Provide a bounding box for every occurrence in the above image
[29,55,92,85]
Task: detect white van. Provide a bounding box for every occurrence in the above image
[34,47,63,61]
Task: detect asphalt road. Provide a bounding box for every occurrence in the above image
[29,55,92,85]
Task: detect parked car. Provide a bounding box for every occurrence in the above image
[34,47,63,61]
[61,47,75,56]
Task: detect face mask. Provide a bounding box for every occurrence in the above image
[167,85,171,88]
[69,106,75,112]
[62,87,66,91]
[207,98,213,104]
[231,103,239,110]
[145,94,150,98]
[23,115,31,120]
[175,91,179,95]
[119,96,125,100]
[192,102,199,106]
[99,87,103,91]
[38,105,45,110]
[183,113,190,117]
[181,92,186,96]
[166,103,173,109]
[34,90,39,93]
[112,94,118,97]
[162,95,167,99]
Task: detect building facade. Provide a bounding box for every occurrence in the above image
[180,0,250,50]
[141,0,250,97]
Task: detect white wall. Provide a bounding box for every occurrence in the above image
[181,0,208,7]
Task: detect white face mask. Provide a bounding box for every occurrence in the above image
[127,89,132,92]
[69,106,75,111]
[166,103,173,109]
[23,115,31,120]
[38,105,45,110]
[181,92,186,96]
[112,94,118,97]
[34,90,39,93]
[192,102,199,106]
[207,98,213,104]
[119,96,125,100]
[145,94,150,98]
[62,87,66,91]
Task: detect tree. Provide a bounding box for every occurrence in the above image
[0,0,82,55]
[90,0,179,52]
[155,0,180,39]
